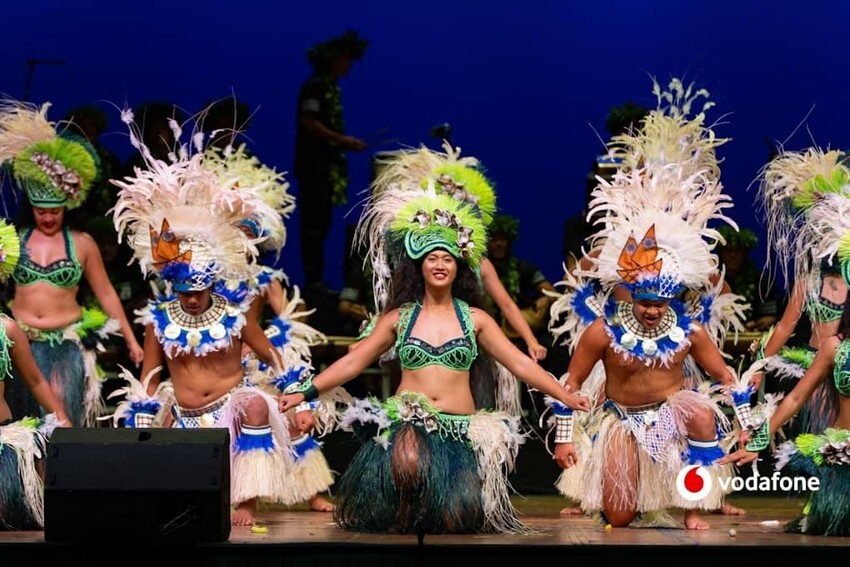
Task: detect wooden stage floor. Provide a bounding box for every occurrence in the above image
[2,494,849,565]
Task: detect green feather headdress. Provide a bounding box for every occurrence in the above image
[387,192,487,269]
[757,147,850,290]
[0,219,20,283]
[423,162,497,225]
[371,141,497,224]
[0,100,99,209]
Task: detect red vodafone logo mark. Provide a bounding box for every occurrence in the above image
[676,465,712,501]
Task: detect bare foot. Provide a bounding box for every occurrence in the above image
[232,499,257,526]
[559,506,584,516]
[684,510,710,530]
[716,501,746,516]
[309,494,335,512]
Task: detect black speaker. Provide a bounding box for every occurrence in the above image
[44,427,231,543]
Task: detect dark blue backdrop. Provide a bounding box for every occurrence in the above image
[3,0,849,292]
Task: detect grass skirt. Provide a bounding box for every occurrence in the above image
[556,389,733,513]
[333,392,528,534]
[7,328,101,427]
[0,416,55,530]
[776,428,850,536]
[288,434,335,502]
[168,383,297,505]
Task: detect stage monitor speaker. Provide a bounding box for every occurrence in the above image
[44,427,230,543]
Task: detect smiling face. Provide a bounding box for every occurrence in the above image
[632,298,670,329]
[421,249,457,290]
[177,288,213,316]
[33,206,65,236]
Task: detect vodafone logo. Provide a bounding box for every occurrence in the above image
[676,465,713,501]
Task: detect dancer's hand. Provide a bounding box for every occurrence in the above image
[718,447,758,466]
[527,340,547,361]
[294,410,315,433]
[554,442,579,469]
[560,386,591,412]
[279,392,305,413]
[129,342,145,366]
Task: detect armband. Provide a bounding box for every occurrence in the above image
[300,384,319,402]
[554,414,574,443]
[731,385,756,430]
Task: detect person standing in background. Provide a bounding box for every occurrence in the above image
[294,29,369,295]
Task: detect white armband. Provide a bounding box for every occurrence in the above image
[554,414,574,443]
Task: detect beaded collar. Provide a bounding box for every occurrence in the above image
[603,300,695,366]
[143,293,247,358]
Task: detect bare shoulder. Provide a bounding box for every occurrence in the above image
[584,317,609,343]
[468,306,497,331]
[70,230,97,254]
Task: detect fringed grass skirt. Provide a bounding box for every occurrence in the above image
[777,428,850,536]
[169,383,296,506]
[333,392,529,534]
[556,389,733,513]
[0,417,55,530]
[9,321,103,427]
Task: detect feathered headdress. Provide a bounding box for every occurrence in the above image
[357,142,496,310]
[387,190,487,268]
[0,100,100,209]
[111,109,264,291]
[0,219,20,283]
[584,162,733,300]
[370,141,496,224]
[797,192,850,287]
[202,143,295,256]
[607,77,729,183]
[755,146,850,289]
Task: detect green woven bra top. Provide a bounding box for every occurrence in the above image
[12,226,83,289]
[396,298,477,372]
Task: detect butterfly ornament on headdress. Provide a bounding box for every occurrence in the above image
[149,219,192,268]
[616,225,662,284]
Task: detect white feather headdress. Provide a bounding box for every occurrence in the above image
[355,141,496,311]
[608,77,729,183]
[202,143,295,255]
[111,108,263,289]
[755,146,850,289]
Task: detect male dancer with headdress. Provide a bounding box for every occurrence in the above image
[110,113,316,526]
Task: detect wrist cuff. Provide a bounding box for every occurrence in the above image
[554,415,574,443]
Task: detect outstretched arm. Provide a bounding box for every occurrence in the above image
[719,338,835,466]
[78,232,144,365]
[278,310,399,411]
[762,282,805,357]
[474,308,589,411]
[479,258,546,361]
[6,319,69,424]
